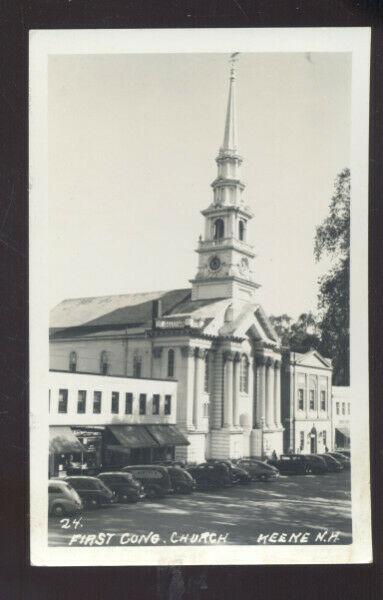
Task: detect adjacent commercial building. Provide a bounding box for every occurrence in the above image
[281,350,333,455]
[332,386,351,450]
[48,370,185,476]
[49,60,333,463]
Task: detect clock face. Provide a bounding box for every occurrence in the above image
[209,256,221,271]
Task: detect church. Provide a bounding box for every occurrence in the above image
[50,58,333,464]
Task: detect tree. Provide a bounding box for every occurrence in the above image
[270,312,321,351]
[314,168,350,385]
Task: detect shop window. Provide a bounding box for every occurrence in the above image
[336,402,339,415]
[125,393,133,415]
[300,431,304,451]
[167,349,175,378]
[240,356,249,393]
[320,390,326,411]
[77,390,86,414]
[93,391,102,414]
[298,389,304,410]
[58,389,68,413]
[133,355,142,378]
[152,394,160,415]
[204,353,209,392]
[139,394,147,415]
[111,392,119,414]
[164,395,172,415]
[342,402,345,415]
[309,390,315,410]
[69,351,77,372]
[100,351,108,375]
[213,218,224,240]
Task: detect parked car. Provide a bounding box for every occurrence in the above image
[325,452,351,470]
[64,476,115,509]
[302,454,328,474]
[122,465,173,499]
[207,460,252,484]
[98,472,145,503]
[268,454,316,475]
[320,454,343,472]
[49,480,83,517]
[186,462,231,490]
[235,458,280,481]
[166,466,196,494]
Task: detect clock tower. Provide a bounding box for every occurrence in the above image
[191,55,260,303]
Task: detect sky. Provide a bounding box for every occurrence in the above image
[48,52,351,319]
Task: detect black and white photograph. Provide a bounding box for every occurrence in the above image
[29,28,371,566]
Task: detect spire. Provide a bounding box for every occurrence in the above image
[221,53,239,155]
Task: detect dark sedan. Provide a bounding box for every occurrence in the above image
[98,472,145,503]
[268,454,315,475]
[207,460,252,484]
[64,476,115,509]
[320,454,343,473]
[325,452,351,470]
[235,458,280,481]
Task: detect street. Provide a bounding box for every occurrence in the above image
[49,471,351,547]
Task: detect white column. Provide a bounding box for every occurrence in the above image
[193,348,206,430]
[265,358,275,429]
[233,354,241,427]
[223,352,234,428]
[274,360,282,428]
[254,355,266,428]
[181,346,195,430]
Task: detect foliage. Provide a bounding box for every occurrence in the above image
[315,168,350,385]
[270,312,321,352]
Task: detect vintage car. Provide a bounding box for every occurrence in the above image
[97,472,145,503]
[235,458,280,482]
[122,465,173,499]
[186,462,232,490]
[320,454,344,472]
[325,452,351,470]
[207,459,252,484]
[166,466,196,494]
[63,476,115,509]
[48,480,83,517]
[302,454,328,474]
[268,454,317,475]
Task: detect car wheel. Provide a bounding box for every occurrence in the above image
[304,465,312,475]
[52,504,65,517]
[118,493,129,503]
[145,487,158,500]
[260,474,267,482]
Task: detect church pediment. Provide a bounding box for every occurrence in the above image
[292,350,332,370]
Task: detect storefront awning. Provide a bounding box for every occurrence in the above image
[146,424,190,447]
[335,427,350,440]
[107,425,159,449]
[49,426,84,454]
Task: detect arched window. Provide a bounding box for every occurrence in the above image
[240,355,249,393]
[167,349,175,378]
[204,353,209,392]
[69,351,77,372]
[213,218,224,241]
[100,350,108,375]
[239,220,246,241]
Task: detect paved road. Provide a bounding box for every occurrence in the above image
[49,471,351,547]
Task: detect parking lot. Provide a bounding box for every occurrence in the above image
[49,471,351,547]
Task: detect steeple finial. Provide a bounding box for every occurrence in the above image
[221,53,240,154]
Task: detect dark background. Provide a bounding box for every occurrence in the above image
[0,1,382,598]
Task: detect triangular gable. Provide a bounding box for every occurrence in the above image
[294,349,332,369]
[218,303,278,345]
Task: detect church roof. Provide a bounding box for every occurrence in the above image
[50,288,191,330]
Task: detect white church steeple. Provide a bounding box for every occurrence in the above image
[191,54,260,304]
